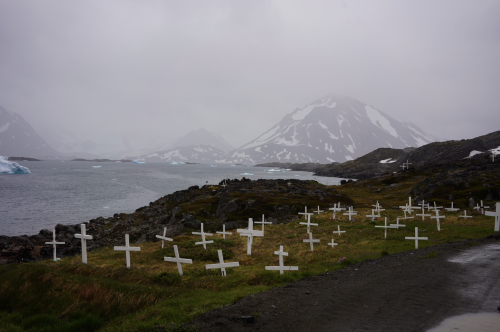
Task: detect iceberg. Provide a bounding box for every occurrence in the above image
[132,160,146,164]
[266,169,284,172]
[210,165,217,167]
[92,166,101,168]
[240,173,254,175]
[170,161,186,165]
[0,156,31,174]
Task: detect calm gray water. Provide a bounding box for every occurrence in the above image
[0,161,342,236]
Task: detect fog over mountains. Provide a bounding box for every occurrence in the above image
[1,95,438,163]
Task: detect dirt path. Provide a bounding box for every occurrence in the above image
[182,234,500,331]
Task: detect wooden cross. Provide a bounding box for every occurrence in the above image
[445,202,460,212]
[491,151,496,163]
[303,232,320,252]
[216,224,232,239]
[400,164,406,171]
[332,225,346,236]
[328,238,338,249]
[164,245,192,276]
[45,227,65,262]
[193,223,214,249]
[287,181,292,186]
[254,214,272,236]
[428,201,443,212]
[481,200,490,215]
[485,202,500,232]
[221,183,227,189]
[430,210,445,231]
[366,209,380,221]
[156,227,173,248]
[416,204,431,221]
[400,197,418,214]
[372,201,385,213]
[459,210,473,219]
[404,160,412,169]
[402,209,414,220]
[343,206,357,221]
[375,217,396,238]
[299,214,318,233]
[405,227,428,249]
[390,217,406,229]
[473,203,481,213]
[298,206,309,219]
[265,245,298,274]
[114,234,141,268]
[313,206,324,214]
[329,204,340,219]
[205,249,240,277]
[237,218,263,255]
[74,223,93,264]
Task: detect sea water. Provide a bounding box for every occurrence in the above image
[0,161,343,236]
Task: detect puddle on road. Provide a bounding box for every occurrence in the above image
[427,312,500,332]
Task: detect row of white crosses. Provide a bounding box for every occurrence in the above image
[46,224,94,263]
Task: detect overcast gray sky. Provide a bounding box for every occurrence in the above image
[1,0,499,154]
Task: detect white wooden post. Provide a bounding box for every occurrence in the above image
[459,210,473,219]
[343,207,357,221]
[45,227,65,262]
[332,225,346,236]
[303,232,320,252]
[329,204,342,219]
[313,206,324,214]
[400,164,406,171]
[265,245,298,274]
[405,227,428,249]
[300,213,318,233]
[156,227,173,248]
[390,218,406,229]
[473,203,481,213]
[375,217,395,238]
[237,218,263,255]
[193,223,214,249]
[430,210,445,231]
[485,202,500,232]
[416,203,431,221]
[328,238,338,249]
[74,224,92,264]
[164,245,192,276]
[254,214,272,236]
[205,249,239,277]
[445,202,460,212]
[298,206,309,219]
[216,224,232,239]
[114,234,141,268]
[366,209,380,221]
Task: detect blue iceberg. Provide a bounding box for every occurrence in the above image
[240,173,254,175]
[0,156,31,174]
[133,160,146,164]
[170,161,186,165]
[210,165,217,167]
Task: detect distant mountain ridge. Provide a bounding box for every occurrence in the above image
[0,106,61,158]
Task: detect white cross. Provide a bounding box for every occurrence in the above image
[343,206,357,220]
[473,203,481,213]
[237,218,263,255]
[221,183,227,189]
[404,160,412,169]
[303,232,320,252]
[416,204,431,221]
[216,224,232,239]
[329,204,343,219]
[298,206,309,219]
[491,151,496,163]
[193,223,214,249]
[406,227,428,249]
[164,245,192,276]
[328,238,338,249]
[300,213,318,233]
[114,234,141,269]
[45,227,65,262]
[372,201,385,213]
[481,200,490,215]
[445,202,460,212]
[459,210,473,219]
[205,249,240,277]
[428,201,443,212]
[430,209,445,231]
[400,164,406,171]
[366,209,380,221]
[313,206,324,214]
[332,225,346,236]
[485,202,500,232]
[287,181,292,186]
[400,197,418,214]
[375,217,396,238]
[390,217,406,229]
[74,223,93,264]
[402,209,414,220]
[265,245,298,274]
[156,227,173,248]
[254,214,272,236]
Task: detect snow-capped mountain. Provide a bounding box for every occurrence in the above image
[163,128,233,152]
[0,105,61,158]
[224,94,437,164]
[135,144,226,163]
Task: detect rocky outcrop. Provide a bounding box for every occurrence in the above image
[0,179,353,264]
[253,162,332,172]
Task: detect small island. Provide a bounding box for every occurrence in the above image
[71,158,132,162]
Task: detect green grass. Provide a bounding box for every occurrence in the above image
[0,187,497,331]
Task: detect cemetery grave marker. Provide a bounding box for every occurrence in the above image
[298,206,309,219]
[485,202,500,232]
[416,201,431,221]
[390,218,406,229]
[205,249,240,277]
[313,206,324,214]
[428,201,443,212]
[193,223,214,249]
[366,209,380,221]
[237,218,264,255]
[156,227,173,248]
[405,227,428,249]
[74,223,93,264]
[216,224,232,239]
[473,203,481,213]
[45,227,65,262]
[328,238,338,249]
[445,202,460,212]
[402,209,414,220]
[375,217,396,238]
[343,206,357,221]
[329,203,345,219]
[332,225,346,236]
[459,210,472,219]
[481,200,490,215]
[254,214,272,236]
[265,245,299,274]
[164,245,193,276]
[303,232,320,252]
[114,234,141,269]
[300,213,318,233]
[430,210,445,231]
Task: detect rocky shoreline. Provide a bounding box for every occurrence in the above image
[0,178,352,264]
